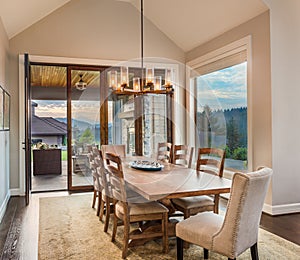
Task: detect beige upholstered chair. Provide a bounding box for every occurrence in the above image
[176,167,273,260]
[157,142,172,163]
[105,152,169,259]
[172,147,225,217]
[173,145,194,168]
[101,144,126,159]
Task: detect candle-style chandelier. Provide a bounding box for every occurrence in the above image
[108,0,174,95]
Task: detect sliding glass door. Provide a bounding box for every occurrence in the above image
[67,66,107,190]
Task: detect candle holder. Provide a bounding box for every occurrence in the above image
[133,77,141,92]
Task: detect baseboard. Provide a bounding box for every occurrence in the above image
[0,191,10,223]
[263,202,300,215]
[10,188,23,196]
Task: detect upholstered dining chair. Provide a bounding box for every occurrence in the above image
[172,147,226,218]
[105,152,169,259]
[173,145,194,168]
[176,167,273,260]
[101,144,126,159]
[157,142,172,163]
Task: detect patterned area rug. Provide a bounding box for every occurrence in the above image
[38,194,300,260]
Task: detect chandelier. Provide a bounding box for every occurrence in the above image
[108,0,174,95]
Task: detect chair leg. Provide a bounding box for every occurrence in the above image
[92,189,97,208]
[214,194,220,214]
[104,197,110,232]
[122,216,130,259]
[162,212,169,253]
[176,237,183,260]
[204,248,209,259]
[99,197,105,221]
[96,191,102,216]
[111,211,118,242]
[250,243,259,260]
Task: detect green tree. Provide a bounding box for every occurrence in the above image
[232,147,247,160]
[79,128,95,144]
[227,116,239,154]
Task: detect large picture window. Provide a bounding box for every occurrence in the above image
[188,37,251,171]
[195,62,247,170]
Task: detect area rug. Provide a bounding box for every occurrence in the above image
[38,194,300,260]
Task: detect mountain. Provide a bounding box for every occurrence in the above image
[55,118,93,131]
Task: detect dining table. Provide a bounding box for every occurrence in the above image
[121,157,232,246]
[123,157,231,200]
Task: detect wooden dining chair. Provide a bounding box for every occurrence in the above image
[196,147,226,177]
[95,152,114,232]
[101,144,126,159]
[172,147,226,218]
[90,155,101,216]
[105,152,169,259]
[157,142,172,163]
[173,145,194,168]
[176,167,273,260]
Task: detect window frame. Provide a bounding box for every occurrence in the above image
[186,36,253,172]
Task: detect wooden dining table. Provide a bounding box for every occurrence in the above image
[121,157,232,245]
[123,157,232,201]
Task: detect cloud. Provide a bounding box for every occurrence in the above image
[196,62,247,111]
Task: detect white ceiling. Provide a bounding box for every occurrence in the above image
[0,0,268,52]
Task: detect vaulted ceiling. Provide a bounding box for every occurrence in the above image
[0,0,268,52]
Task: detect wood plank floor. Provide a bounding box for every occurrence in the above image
[0,194,299,259]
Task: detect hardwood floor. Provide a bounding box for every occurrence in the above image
[0,194,299,259]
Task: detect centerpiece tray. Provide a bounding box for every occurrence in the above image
[129,160,164,171]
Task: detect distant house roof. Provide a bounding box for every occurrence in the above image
[32,116,67,136]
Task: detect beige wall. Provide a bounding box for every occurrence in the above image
[8,0,185,189]
[186,12,272,204]
[263,0,300,210]
[0,17,10,220]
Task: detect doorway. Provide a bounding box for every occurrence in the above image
[29,63,108,192]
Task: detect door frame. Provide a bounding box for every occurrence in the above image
[67,65,108,191]
[18,54,180,195]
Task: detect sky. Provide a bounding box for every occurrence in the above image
[33,100,114,124]
[197,62,247,111]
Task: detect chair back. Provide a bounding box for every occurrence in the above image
[101,144,126,159]
[95,151,111,198]
[157,142,172,163]
[173,145,194,168]
[92,146,100,157]
[196,148,225,177]
[213,167,272,258]
[105,152,127,202]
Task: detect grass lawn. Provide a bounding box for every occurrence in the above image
[61,150,68,161]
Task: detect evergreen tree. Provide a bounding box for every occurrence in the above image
[227,116,239,153]
[79,128,95,144]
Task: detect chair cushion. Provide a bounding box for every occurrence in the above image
[116,201,169,216]
[176,212,223,249]
[172,195,214,209]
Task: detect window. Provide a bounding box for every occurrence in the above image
[188,37,251,171]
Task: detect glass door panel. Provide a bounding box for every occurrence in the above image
[69,68,101,189]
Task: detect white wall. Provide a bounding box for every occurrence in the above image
[0,17,10,222]
[263,0,300,213]
[8,0,185,191]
